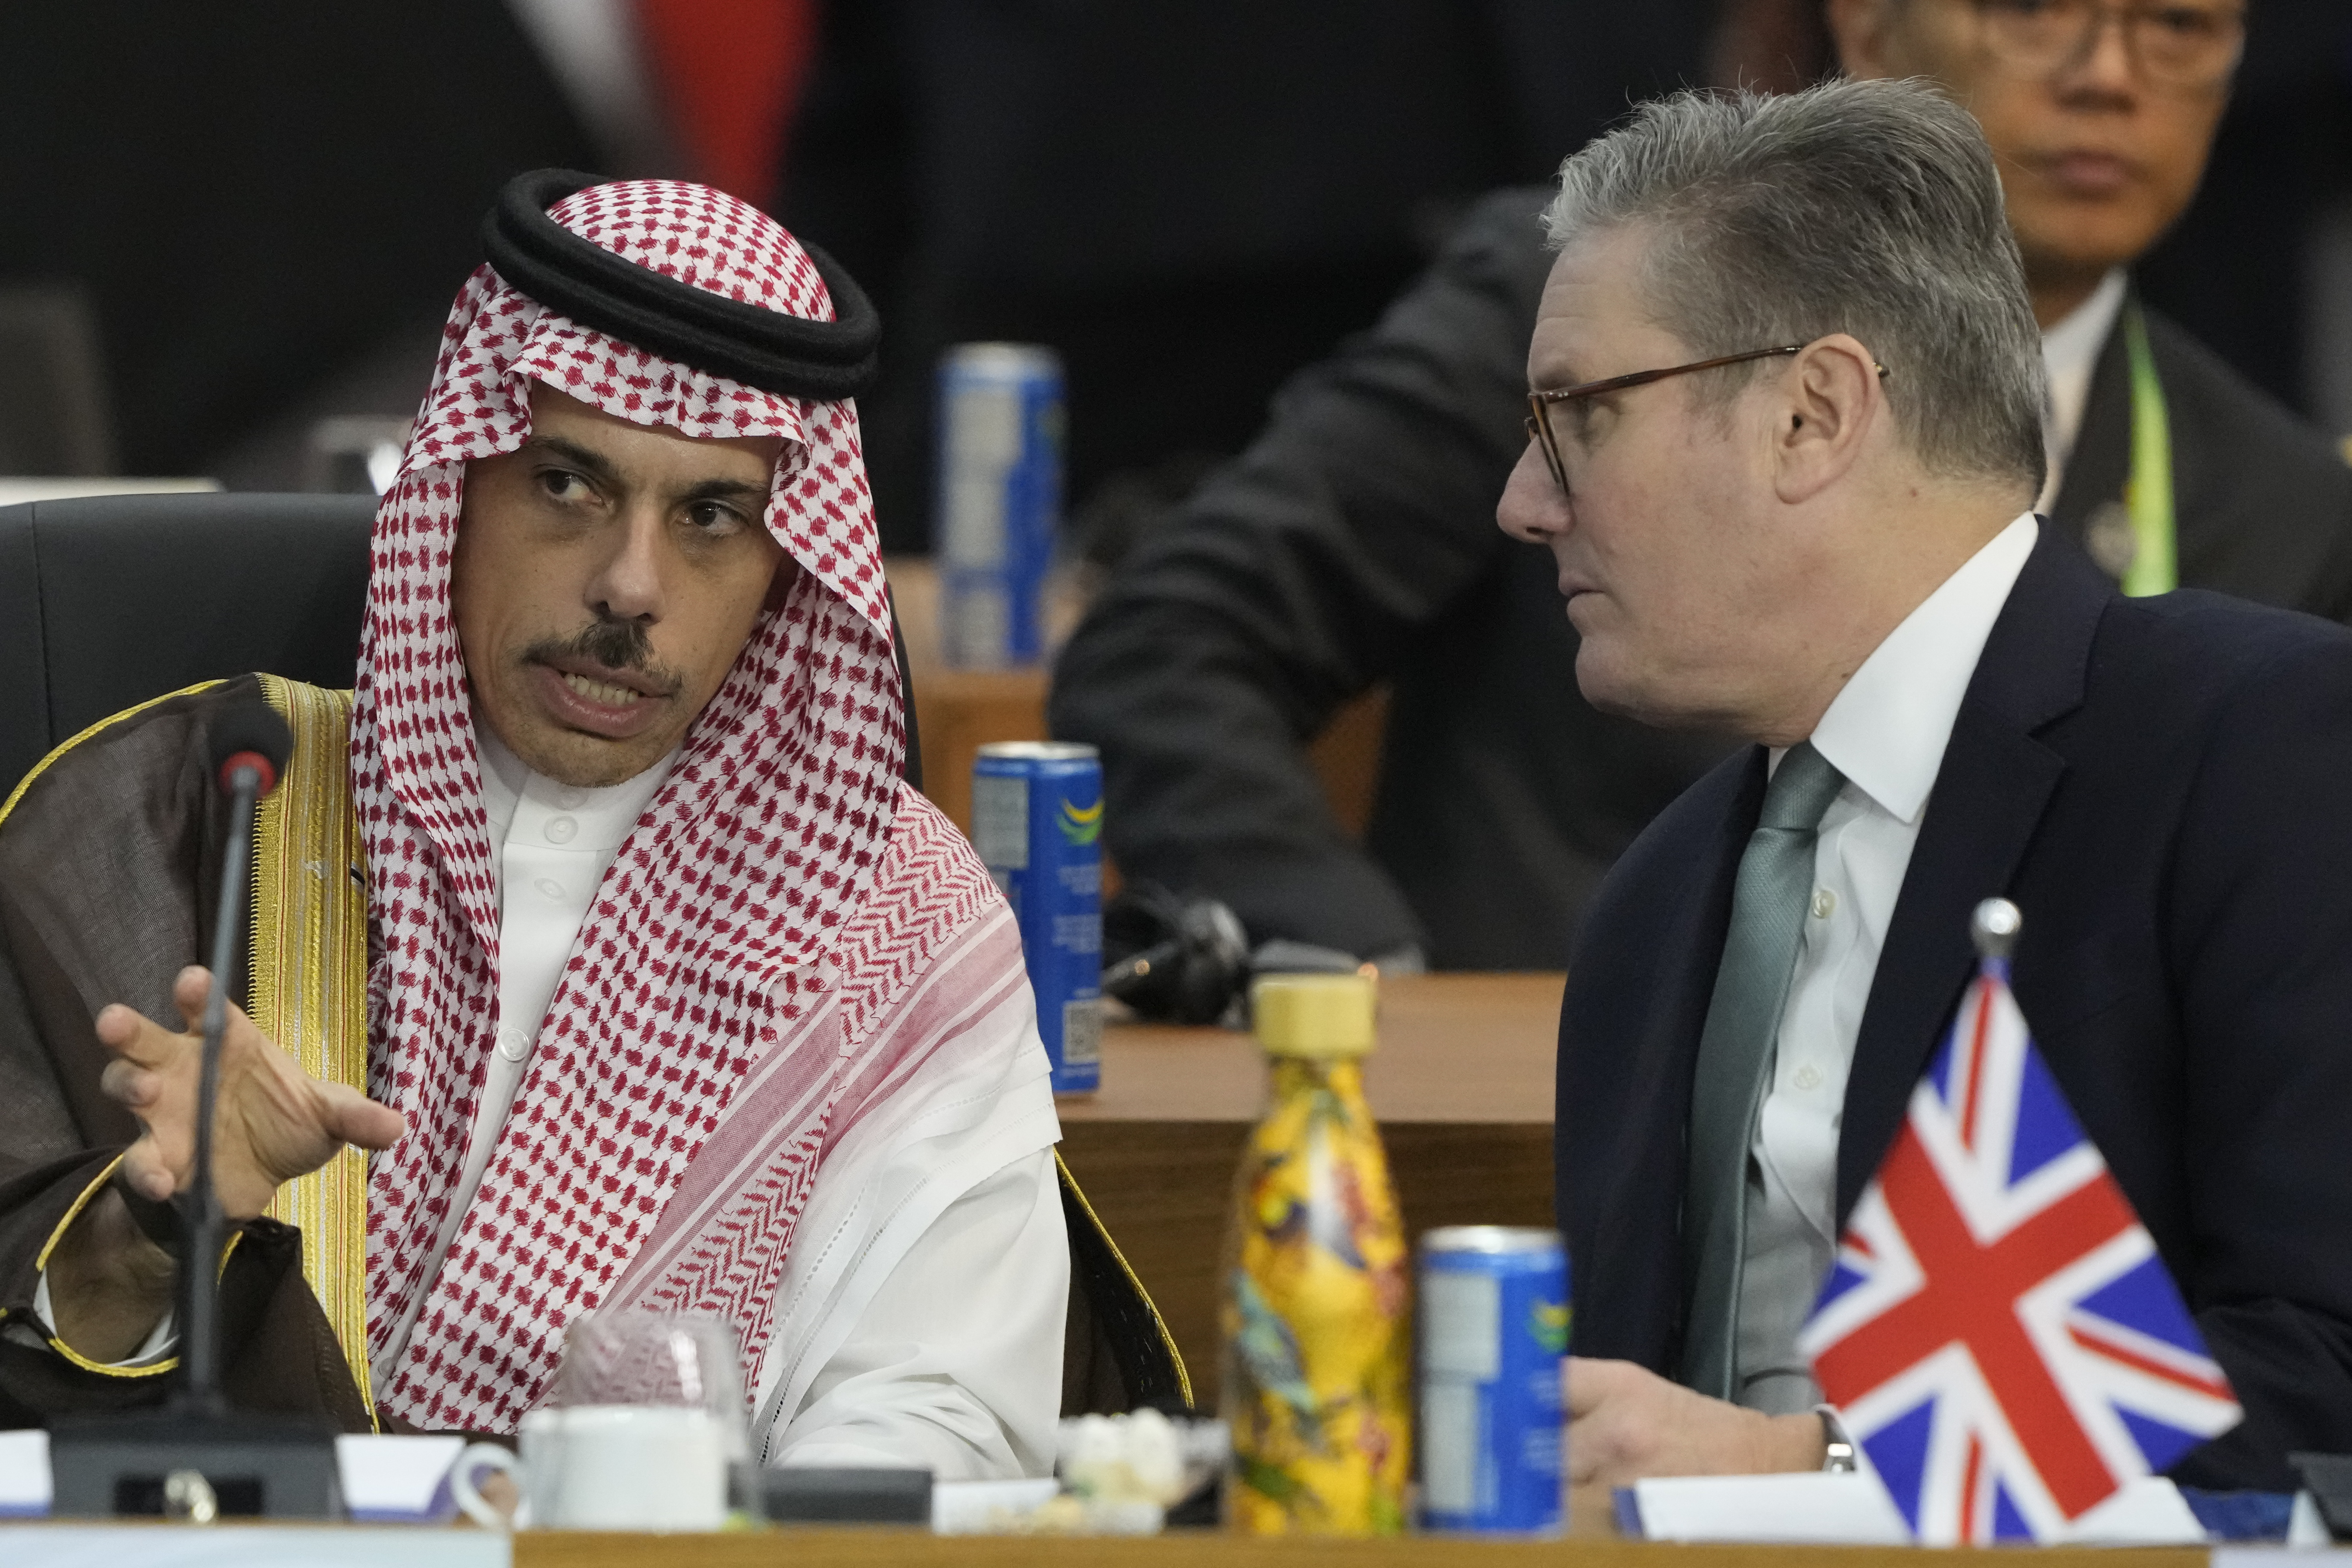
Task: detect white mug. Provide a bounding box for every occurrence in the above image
[450,1405,730,1531]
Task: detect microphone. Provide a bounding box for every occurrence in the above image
[1101,884,1251,1026]
[47,694,340,1520]
[181,699,293,1411]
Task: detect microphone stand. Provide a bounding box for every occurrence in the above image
[175,754,261,1416]
[48,731,342,1521]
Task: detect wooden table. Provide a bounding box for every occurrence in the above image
[507,1530,2206,1567]
[0,1524,2212,1566]
[1058,974,1564,1410]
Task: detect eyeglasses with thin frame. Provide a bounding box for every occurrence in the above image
[1528,344,1888,497]
[1956,0,2246,92]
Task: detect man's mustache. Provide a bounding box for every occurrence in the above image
[523,620,684,695]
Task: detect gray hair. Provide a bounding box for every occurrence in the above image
[1543,79,2046,492]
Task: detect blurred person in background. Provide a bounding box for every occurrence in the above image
[776,1,1719,554]
[1708,0,2352,431]
[0,1,818,490]
[1051,0,2352,972]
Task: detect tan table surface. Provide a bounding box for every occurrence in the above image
[0,1519,2210,1567]
[1061,973,1564,1125]
[505,1526,2207,1567]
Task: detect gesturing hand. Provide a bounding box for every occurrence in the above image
[1564,1356,1827,1486]
[96,964,405,1222]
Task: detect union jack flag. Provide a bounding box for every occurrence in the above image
[1796,951,2241,1544]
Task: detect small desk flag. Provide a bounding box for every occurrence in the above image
[1797,901,2240,1543]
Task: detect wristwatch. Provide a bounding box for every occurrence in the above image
[1816,1405,1859,1473]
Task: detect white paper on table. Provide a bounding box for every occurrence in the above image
[334,1433,468,1524]
[930,1477,1060,1534]
[2286,1491,2338,1549]
[0,1429,51,1516]
[1622,1471,2206,1546]
[2050,1477,2206,1543]
[2219,1534,2352,1567]
[0,1527,507,1567]
[1622,1471,1912,1543]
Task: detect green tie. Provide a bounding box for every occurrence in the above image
[1678,740,1847,1401]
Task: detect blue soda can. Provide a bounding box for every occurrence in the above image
[970,742,1102,1094]
[936,343,1064,668]
[1419,1226,1569,1533]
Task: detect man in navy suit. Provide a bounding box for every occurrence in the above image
[1500,80,2352,1490]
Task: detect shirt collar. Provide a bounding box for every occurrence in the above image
[1806,513,2040,827]
[2040,267,2129,464]
[475,723,678,854]
[2042,267,2129,391]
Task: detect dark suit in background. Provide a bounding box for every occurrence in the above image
[1051,191,2352,969]
[778,0,1719,554]
[2053,293,2352,608]
[1555,527,2352,1491]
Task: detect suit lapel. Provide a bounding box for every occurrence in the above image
[1644,749,1764,1166]
[1560,745,1759,1370]
[1620,747,1762,1368]
[1834,528,2112,1223]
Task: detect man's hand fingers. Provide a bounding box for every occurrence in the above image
[94,1004,182,1069]
[99,1059,161,1112]
[119,1137,179,1203]
[1564,1355,1622,1418]
[171,966,215,1033]
[316,1083,406,1153]
[1567,1422,1605,1486]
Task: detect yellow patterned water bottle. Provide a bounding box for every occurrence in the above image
[1221,972,1411,1535]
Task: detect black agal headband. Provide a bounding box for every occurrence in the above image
[479,168,880,402]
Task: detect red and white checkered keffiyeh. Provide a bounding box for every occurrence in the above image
[350,180,1008,1432]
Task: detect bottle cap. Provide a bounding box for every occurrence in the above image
[1251,972,1376,1059]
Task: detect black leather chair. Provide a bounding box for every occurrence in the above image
[0,493,375,797]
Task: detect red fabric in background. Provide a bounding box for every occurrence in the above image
[631,0,820,205]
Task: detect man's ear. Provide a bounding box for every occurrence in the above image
[1824,0,1898,79]
[1770,334,1881,505]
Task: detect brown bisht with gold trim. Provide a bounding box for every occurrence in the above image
[0,677,372,1427]
[0,676,1183,1431]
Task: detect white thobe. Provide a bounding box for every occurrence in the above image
[1733,513,2039,1415]
[412,731,1067,1475]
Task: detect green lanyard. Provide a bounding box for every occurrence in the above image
[2118,301,2177,596]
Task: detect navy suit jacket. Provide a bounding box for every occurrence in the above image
[1555,523,2352,1490]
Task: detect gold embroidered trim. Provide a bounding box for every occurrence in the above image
[34,1153,131,1274]
[35,1155,242,1379]
[46,1335,178,1380]
[0,680,229,828]
[1056,1150,1193,1407]
[252,676,375,1420]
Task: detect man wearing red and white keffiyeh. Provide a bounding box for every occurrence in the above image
[349,177,1068,1469]
[28,178,1069,1477]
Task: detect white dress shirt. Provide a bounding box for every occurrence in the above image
[2035,268,2129,514]
[1733,513,2040,1415]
